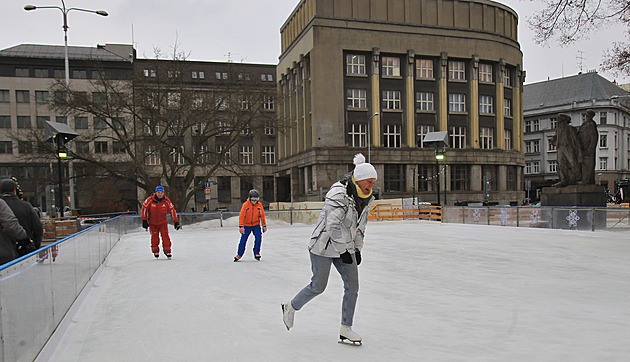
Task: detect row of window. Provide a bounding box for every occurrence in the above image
[0,115,113,130]
[345,89,512,116]
[144,145,277,166]
[143,69,274,82]
[14,68,95,79]
[346,54,513,85]
[525,133,622,154]
[347,124,512,150]
[0,90,51,104]
[525,112,628,133]
[525,158,618,174]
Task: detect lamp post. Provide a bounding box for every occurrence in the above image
[367,112,379,163]
[435,148,444,206]
[25,1,108,213]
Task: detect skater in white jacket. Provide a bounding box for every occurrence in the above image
[282,153,376,345]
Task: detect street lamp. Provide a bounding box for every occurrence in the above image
[367,112,378,163]
[25,1,108,212]
[422,131,449,207]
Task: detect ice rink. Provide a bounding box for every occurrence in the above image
[36,220,630,361]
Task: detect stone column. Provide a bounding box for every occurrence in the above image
[371,48,381,147]
[496,59,506,149]
[405,50,416,147]
[470,55,480,149]
[438,52,448,132]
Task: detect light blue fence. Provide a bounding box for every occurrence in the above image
[0,215,140,362]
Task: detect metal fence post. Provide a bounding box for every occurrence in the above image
[220,210,224,227]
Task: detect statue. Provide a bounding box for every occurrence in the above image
[577,109,598,184]
[551,113,582,187]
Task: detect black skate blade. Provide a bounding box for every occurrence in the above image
[338,337,362,346]
[281,304,290,330]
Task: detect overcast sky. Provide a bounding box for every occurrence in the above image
[1,0,628,85]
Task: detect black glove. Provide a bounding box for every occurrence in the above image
[174,222,181,230]
[142,219,149,229]
[355,249,361,265]
[16,239,36,256]
[340,250,353,264]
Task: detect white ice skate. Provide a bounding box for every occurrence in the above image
[339,325,362,346]
[281,302,294,330]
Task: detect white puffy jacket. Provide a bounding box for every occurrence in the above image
[308,179,372,258]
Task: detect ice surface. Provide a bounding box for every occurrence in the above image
[36,221,630,361]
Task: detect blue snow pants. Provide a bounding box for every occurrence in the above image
[237,225,262,257]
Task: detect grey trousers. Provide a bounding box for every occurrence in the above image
[291,251,359,326]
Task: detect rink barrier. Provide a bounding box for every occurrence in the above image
[0,214,141,362]
[441,206,630,231]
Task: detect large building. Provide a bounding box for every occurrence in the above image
[523,71,630,202]
[276,0,525,205]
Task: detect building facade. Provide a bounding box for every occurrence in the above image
[523,71,630,202]
[276,0,525,205]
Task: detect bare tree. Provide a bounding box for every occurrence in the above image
[24,48,283,211]
[529,0,630,76]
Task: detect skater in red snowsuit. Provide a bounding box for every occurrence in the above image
[141,186,180,259]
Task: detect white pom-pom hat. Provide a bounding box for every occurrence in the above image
[352,153,377,181]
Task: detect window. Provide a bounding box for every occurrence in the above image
[35,116,50,129]
[263,96,275,110]
[16,90,30,103]
[416,92,434,111]
[525,162,533,174]
[418,165,437,191]
[264,125,275,135]
[503,99,512,117]
[525,140,540,153]
[479,64,493,83]
[550,117,557,129]
[240,145,254,164]
[17,116,31,129]
[171,145,185,165]
[381,57,400,77]
[35,91,49,103]
[416,59,433,79]
[72,70,87,79]
[382,90,401,110]
[450,126,467,149]
[480,127,493,149]
[600,112,607,125]
[92,92,106,104]
[94,117,108,129]
[450,165,469,191]
[503,69,512,86]
[479,95,494,114]
[75,117,88,129]
[263,176,274,202]
[504,129,512,150]
[168,70,181,78]
[599,157,608,170]
[600,134,608,148]
[15,68,29,77]
[35,69,48,78]
[215,72,228,80]
[417,125,435,148]
[144,145,160,165]
[347,89,367,109]
[348,123,367,147]
[167,92,181,108]
[216,145,231,165]
[262,146,276,164]
[94,141,108,154]
[18,141,32,154]
[0,90,9,103]
[448,61,466,80]
[525,120,540,132]
[384,164,405,192]
[548,136,557,151]
[383,124,401,148]
[113,142,126,154]
[448,93,466,112]
[192,71,205,79]
[76,142,90,154]
[54,69,65,78]
[0,116,11,128]
[346,54,366,75]
[143,69,156,77]
[217,176,231,203]
[0,142,12,154]
[549,160,558,173]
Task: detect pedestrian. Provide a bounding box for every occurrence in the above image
[0,178,43,256]
[282,153,377,345]
[141,186,181,259]
[0,198,27,265]
[234,189,267,262]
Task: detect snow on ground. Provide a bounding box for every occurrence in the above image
[36,221,630,362]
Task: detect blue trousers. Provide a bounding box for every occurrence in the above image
[237,225,262,256]
[291,252,359,326]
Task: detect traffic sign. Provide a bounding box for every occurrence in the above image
[204,188,211,195]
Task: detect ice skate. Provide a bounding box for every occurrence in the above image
[165,253,172,260]
[254,254,261,261]
[281,302,294,330]
[153,253,159,259]
[339,325,362,346]
[234,255,241,262]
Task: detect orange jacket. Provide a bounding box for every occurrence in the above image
[239,199,266,227]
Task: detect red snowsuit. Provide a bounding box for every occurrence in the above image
[141,193,179,254]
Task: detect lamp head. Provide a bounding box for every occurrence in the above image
[96,10,108,16]
[24,5,36,10]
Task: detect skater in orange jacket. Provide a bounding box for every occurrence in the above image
[234,189,267,262]
[141,186,180,259]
